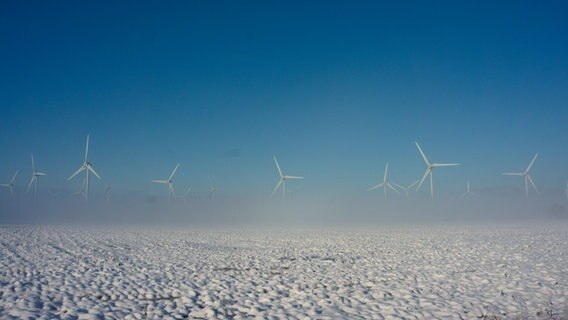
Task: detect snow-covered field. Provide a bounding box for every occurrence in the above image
[1,224,567,319]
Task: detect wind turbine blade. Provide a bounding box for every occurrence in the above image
[286,176,304,179]
[10,171,18,184]
[84,135,90,162]
[68,166,86,180]
[383,162,389,182]
[273,156,283,178]
[31,154,35,172]
[526,153,538,172]
[407,180,420,189]
[431,163,460,167]
[169,183,176,199]
[88,165,101,179]
[184,187,191,197]
[27,176,36,193]
[415,142,430,166]
[152,180,168,184]
[169,163,180,181]
[367,182,384,191]
[393,182,405,190]
[416,169,430,191]
[387,183,400,194]
[272,179,283,196]
[527,175,538,194]
[502,172,524,176]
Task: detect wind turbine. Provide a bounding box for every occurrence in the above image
[367,162,400,200]
[502,153,538,198]
[565,181,568,199]
[72,175,87,199]
[209,176,217,200]
[415,142,460,199]
[27,154,46,201]
[181,187,192,203]
[393,180,419,199]
[272,156,303,199]
[68,135,101,202]
[152,163,179,200]
[461,180,476,197]
[0,171,18,196]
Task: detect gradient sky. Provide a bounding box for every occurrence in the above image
[1,1,567,199]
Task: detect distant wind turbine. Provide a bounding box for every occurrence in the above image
[272,156,303,199]
[367,163,400,200]
[27,154,46,201]
[503,153,538,198]
[152,163,179,200]
[181,187,192,203]
[0,171,18,196]
[461,180,476,197]
[68,135,101,202]
[565,181,568,199]
[72,175,87,199]
[393,180,419,199]
[209,176,217,200]
[415,142,460,199]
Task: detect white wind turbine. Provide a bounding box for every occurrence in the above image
[503,153,538,198]
[209,176,217,200]
[461,180,476,197]
[415,142,460,199]
[367,163,400,200]
[72,175,87,199]
[393,180,419,199]
[152,163,179,200]
[272,156,303,199]
[68,135,101,202]
[27,154,46,201]
[181,187,192,203]
[0,171,18,196]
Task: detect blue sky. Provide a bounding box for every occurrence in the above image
[1,1,567,198]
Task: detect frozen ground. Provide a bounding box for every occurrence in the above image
[0,223,567,319]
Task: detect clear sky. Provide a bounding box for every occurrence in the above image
[1,1,567,199]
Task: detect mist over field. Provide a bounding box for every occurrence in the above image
[1,189,566,228]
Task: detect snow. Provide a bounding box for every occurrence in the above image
[0,224,567,319]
